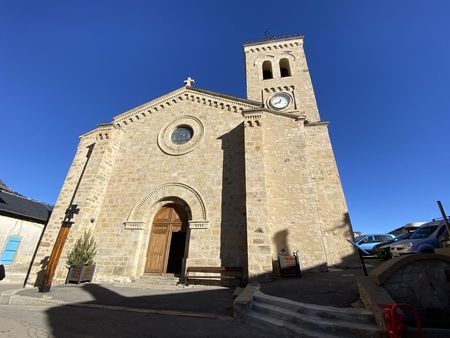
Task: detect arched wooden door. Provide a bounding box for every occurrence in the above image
[145,204,188,274]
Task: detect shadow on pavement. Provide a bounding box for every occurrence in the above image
[260,256,385,307]
[261,269,363,307]
[41,284,271,338]
[74,283,233,314]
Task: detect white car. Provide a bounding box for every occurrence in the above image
[390,220,448,256]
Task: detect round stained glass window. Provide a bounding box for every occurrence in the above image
[171,125,193,145]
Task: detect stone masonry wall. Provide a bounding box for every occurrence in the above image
[243,111,272,281]
[383,258,450,324]
[28,125,122,285]
[28,135,95,286]
[262,113,328,271]
[304,123,357,267]
[79,92,252,281]
[31,38,357,283]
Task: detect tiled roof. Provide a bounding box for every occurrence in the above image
[0,179,11,192]
[0,189,52,224]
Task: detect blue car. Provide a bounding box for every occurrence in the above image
[353,234,396,255]
[372,231,415,259]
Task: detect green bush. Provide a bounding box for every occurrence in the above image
[66,230,97,268]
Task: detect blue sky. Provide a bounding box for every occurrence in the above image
[1,1,449,234]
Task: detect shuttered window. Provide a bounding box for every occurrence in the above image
[1,236,21,265]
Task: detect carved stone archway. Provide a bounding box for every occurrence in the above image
[123,182,209,230]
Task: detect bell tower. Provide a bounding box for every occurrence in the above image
[243,35,320,122]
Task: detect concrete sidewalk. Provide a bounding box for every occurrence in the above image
[0,283,22,294]
[1,283,236,319]
[0,266,373,317]
[261,268,365,308]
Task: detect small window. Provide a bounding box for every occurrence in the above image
[358,236,368,244]
[262,61,273,80]
[171,125,193,145]
[1,236,21,265]
[280,58,291,77]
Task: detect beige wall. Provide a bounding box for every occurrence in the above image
[304,123,357,266]
[262,114,328,271]
[0,215,44,283]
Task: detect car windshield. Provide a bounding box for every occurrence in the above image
[353,236,364,242]
[395,232,412,241]
[411,226,438,239]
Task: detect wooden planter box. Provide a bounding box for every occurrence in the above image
[65,265,96,284]
[278,255,302,278]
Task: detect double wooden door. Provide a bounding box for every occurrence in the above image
[145,204,188,274]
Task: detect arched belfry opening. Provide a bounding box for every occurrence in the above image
[280,58,291,77]
[262,60,273,79]
[145,203,189,275]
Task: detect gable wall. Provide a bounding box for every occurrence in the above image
[88,98,249,280]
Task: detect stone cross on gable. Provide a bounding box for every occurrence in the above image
[184,77,195,87]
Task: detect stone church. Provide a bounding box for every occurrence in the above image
[29,35,356,286]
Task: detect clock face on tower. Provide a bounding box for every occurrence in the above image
[268,93,291,110]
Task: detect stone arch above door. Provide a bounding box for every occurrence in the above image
[124,182,209,230]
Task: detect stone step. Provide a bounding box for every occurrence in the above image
[135,274,181,286]
[232,286,244,299]
[139,273,179,278]
[247,312,338,338]
[254,291,375,323]
[253,301,382,338]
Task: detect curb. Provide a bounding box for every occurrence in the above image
[1,289,67,306]
[0,290,232,320]
[233,284,260,320]
[68,303,233,320]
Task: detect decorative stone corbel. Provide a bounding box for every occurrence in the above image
[242,111,263,128]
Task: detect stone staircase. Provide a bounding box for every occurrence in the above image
[133,274,181,287]
[247,291,384,337]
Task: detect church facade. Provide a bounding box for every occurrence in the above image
[29,35,356,285]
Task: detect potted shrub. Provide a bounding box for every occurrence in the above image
[65,230,97,284]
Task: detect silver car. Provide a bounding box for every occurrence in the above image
[390,220,448,256]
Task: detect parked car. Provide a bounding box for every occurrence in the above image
[372,231,414,259]
[390,219,449,256]
[353,234,396,255]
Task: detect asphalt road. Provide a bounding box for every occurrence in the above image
[0,304,271,338]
